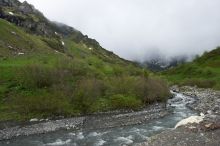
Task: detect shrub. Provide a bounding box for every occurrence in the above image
[17,64,56,89]
[109,94,142,110]
[72,78,106,113]
[107,76,170,105]
[182,79,216,88]
[203,68,215,77]
[55,58,89,77]
[133,77,170,104]
[106,76,136,96]
[89,98,110,112]
[16,60,88,89]
[11,91,75,118]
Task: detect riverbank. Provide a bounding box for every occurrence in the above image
[0,103,169,141]
[137,86,220,146]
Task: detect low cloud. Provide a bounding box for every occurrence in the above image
[19,0,220,61]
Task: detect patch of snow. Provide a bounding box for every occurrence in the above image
[30,118,38,122]
[8,12,14,15]
[11,31,16,35]
[45,139,71,146]
[18,52,24,55]
[175,115,204,128]
[61,41,65,46]
[8,45,13,49]
[89,47,93,50]
[160,64,169,68]
[55,32,58,35]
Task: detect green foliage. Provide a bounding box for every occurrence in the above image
[72,78,106,113]
[0,18,170,121]
[109,94,142,110]
[11,91,76,118]
[42,38,65,52]
[181,79,216,88]
[17,64,56,88]
[143,70,150,79]
[163,47,220,89]
[132,77,170,103]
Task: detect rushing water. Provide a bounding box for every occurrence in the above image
[1,92,196,146]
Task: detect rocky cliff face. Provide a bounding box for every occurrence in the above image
[0,0,104,51]
[0,0,55,36]
[0,0,20,7]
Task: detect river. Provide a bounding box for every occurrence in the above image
[1,92,197,146]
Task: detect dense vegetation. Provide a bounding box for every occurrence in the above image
[162,47,220,90]
[0,18,170,121]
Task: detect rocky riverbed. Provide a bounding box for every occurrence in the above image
[137,86,220,146]
[0,103,169,141]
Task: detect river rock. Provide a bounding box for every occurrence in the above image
[29,118,38,122]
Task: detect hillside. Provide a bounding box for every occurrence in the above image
[163,47,220,89]
[0,0,170,121]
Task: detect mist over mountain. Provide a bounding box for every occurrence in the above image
[139,52,193,71]
[18,0,220,62]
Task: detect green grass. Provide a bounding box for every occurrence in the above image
[162,47,220,90]
[0,18,170,121]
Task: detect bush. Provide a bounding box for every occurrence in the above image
[182,79,216,88]
[72,78,106,113]
[106,76,136,96]
[145,78,170,103]
[109,94,142,110]
[16,60,89,89]
[13,62,170,116]
[11,91,75,118]
[133,77,170,104]
[106,76,170,104]
[17,64,56,88]
[89,98,110,112]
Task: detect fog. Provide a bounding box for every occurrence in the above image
[19,0,220,62]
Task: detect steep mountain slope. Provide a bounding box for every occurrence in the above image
[0,0,170,121]
[163,47,220,89]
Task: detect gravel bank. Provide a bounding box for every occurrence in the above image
[83,103,169,130]
[0,117,85,141]
[0,103,169,141]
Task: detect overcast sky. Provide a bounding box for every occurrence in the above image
[19,0,220,61]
